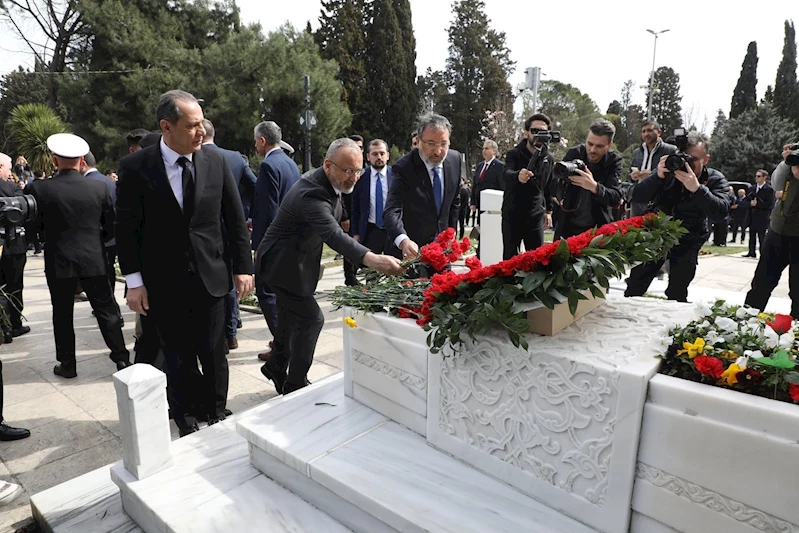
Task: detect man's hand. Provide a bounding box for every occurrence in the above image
[673,163,701,193]
[247,219,253,233]
[341,220,350,233]
[398,238,419,260]
[731,203,738,209]
[353,235,360,243]
[777,191,784,200]
[470,205,477,213]
[544,213,552,229]
[518,168,533,184]
[235,274,254,298]
[631,170,648,182]
[127,286,149,316]
[751,198,758,207]
[569,168,599,194]
[656,155,669,179]
[783,143,797,161]
[362,252,406,276]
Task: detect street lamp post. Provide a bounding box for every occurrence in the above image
[646,29,669,121]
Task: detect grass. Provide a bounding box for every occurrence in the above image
[700,244,748,256]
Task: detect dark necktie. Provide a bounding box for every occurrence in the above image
[433,167,443,214]
[334,194,342,221]
[177,156,195,221]
[375,172,384,228]
[479,162,488,183]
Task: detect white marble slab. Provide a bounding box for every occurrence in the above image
[629,512,678,533]
[480,189,503,211]
[352,382,426,436]
[310,421,597,533]
[426,295,693,533]
[31,465,142,533]
[633,374,799,532]
[236,374,387,475]
[113,364,173,480]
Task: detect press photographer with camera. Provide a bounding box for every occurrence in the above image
[501,113,556,259]
[553,119,623,239]
[625,131,730,301]
[744,142,799,317]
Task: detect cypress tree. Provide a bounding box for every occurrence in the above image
[730,41,758,119]
[646,66,683,134]
[773,20,799,126]
[393,0,418,142]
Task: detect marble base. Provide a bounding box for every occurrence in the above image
[343,308,429,436]
[478,189,503,266]
[240,377,596,533]
[427,295,693,533]
[632,374,799,533]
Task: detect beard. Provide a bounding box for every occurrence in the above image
[371,161,386,170]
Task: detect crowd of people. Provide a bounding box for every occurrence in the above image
[0,87,797,506]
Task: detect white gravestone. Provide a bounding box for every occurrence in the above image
[113,364,173,480]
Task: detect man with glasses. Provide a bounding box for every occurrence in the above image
[384,113,462,269]
[625,131,730,301]
[742,169,775,258]
[256,138,404,395]
[501,113,555,259]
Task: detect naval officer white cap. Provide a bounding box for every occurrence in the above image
[46,133,90,159]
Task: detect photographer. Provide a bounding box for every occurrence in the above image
[553,119,623,239]
[625,131,730,301]
[745,142,799,317]
[0,153,29,341]
[501,113,556,259]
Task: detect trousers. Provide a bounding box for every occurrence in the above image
[270,285,324,388]
[625,243,700,302]
[745,230,799,317]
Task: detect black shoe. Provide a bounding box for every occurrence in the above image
[54,362,78,378]
[236,319,243,329]
[115,360,132,371]
[207,417,221,427]
[10,326,30,338]
[742,253,757,258]
[224,409,232,417]
[178,422,199,437]
[3,332,12,344]
[0,422,30,441]
[260,360,287,394]
[282,380,309,395]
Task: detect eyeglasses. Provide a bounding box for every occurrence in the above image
[421,140,450,149]
[329,160,362,177]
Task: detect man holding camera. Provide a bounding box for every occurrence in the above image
[744,143,799,317]
[629,121,677,216]
[625,131,730,302]
[501,113,555,259]
[553,119,623,239]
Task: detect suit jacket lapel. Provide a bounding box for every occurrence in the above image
[192,148,208,218]
[412,151,435,210]
[146,146,182,215]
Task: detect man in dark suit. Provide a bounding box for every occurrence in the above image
[251,120,301,363]
[116,90,254,436]
[384,113,462,264]
[201,119,257,351]
[351,139,392,256]
[81,151,124,325]
[471,139,504,219]
[257,138,404,394]
[27,134,131,378]
[743,169,776,258]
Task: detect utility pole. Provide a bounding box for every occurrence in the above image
[646,29,670,121]
[524,67,542,113]
[303,76,312,172]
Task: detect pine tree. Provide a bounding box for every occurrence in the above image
[762,85,774,105]
[444,0,514,164]
[730,41,758,119]
[711,109,727,140]
[646,66,683,134]
[773,20,799,126]
[315,0,368,133]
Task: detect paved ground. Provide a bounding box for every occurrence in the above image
[0,244,790,532]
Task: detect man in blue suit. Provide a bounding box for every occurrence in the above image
[252,121,301,362]
[202,120,257,351]
[351,139,392,257]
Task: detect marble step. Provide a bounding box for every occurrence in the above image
[237,377,598,533]
[32,374,353,533]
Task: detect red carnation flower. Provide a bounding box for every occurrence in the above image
[694,355,724,379]
[465,256,483,271]
[767,314,793,335]
[790,384,799,402]
[435,228,455,246]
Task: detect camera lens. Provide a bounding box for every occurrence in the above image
[787,151,799,167]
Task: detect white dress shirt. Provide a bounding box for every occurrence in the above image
[125,138,195,289]
[369,166,389,224]
[394,160,444,248]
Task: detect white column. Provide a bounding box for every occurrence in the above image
[479,189,504,266]
[113,364,173,480]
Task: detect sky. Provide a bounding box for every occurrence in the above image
[0,0,795,134]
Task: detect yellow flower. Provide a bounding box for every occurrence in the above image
[719,350,738,360]
[719,363,744,386]
[343,316,357,328]
[677,337,705,359]
[758,313,770,320]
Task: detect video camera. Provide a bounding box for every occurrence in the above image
[532,130,562,146]
[786,143,799,167]
[0,195,37,247]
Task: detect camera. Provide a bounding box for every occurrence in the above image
[664,128,693,174]
[0,195,37,246]
[533,130,562,145]
[553,159,587,180]
[787,143,799,167]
